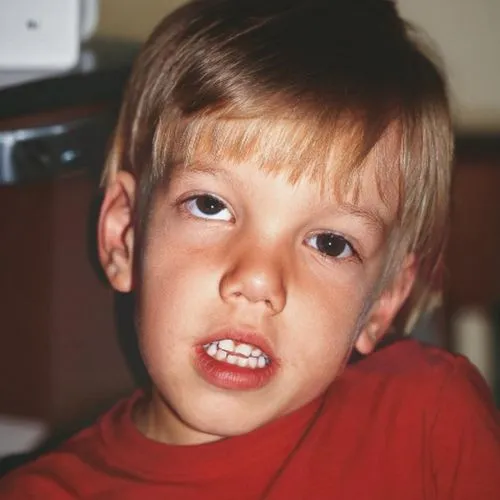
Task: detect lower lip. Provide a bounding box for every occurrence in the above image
[194,346,278,390]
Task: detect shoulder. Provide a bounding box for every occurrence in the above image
[0,427,98,498]
[344,338,498,418]
[0,393,137,499]
[332,338,500,456]
[347,337,488,387]
[338,339,500,496]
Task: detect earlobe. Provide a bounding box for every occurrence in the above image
[355,254,417,355]
[355,321,380,355]
[97,171,136,293]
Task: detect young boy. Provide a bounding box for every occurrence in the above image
[1,0,499,497]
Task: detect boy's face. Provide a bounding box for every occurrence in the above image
[99,147,414,445]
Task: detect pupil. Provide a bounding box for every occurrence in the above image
[317,234,346,257]
[197,195,223,215]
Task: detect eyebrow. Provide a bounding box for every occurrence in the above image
[181,159,224,175]
[336,202,389,234]
[177,160,242,189]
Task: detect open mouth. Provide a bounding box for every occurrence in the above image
[195,332,277,390]
[203,339,271,369]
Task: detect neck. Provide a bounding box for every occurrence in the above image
[132,388,223,445]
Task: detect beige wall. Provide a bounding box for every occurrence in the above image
[397,0,500,132]
[96,0,187,41]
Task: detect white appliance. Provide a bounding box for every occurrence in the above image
[0,415,47,459]
[0,0,99,70]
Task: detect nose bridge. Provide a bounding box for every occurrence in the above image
[219,233,287,314]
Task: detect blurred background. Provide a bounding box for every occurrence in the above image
[0,0,499,468]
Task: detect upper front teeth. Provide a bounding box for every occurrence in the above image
[218,339,235,351]
[207,343,218,357]
[203,339,270,368]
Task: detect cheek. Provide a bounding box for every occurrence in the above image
[296,267,370,332]
[137,248,215,386]
[138,233,218,344]
[143,220,217,291]
[283,277,369,372]
[280,310,354,411]
[289,309,355,370]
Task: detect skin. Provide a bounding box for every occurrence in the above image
[98,147,415,446]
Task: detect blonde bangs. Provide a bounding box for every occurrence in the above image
[151,108,399,207]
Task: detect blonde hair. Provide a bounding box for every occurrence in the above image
[103,0,453,330]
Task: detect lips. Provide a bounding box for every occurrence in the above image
[193,330,278,390]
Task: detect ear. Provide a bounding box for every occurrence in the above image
[355,254,417,355]
[97,171,136,293]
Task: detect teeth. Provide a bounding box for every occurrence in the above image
[215,339,265,357]
[235,343,253,357]
[226,354,238,365]
[203,341,270,370]
[207,343,218,357]
[237,357,249,368]
[215,349,227,361]
[218,339,235,351]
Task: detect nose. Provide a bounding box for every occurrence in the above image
[219,245,287,315]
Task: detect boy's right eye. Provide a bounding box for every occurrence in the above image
[184,194,232,221]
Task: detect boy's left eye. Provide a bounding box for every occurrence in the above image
[184,194,232,221]
[305,232,355,260]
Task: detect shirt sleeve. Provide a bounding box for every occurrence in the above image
[430,355,500,499]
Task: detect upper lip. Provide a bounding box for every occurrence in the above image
[199,328,277,360]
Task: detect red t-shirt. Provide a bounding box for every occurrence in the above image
[1,339,499,499]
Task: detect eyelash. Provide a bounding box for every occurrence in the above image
[178,193,360,262]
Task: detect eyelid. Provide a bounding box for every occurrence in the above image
[179,192,235,222]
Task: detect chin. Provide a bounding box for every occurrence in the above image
[179,394,278,441]
[192,413,268,440]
